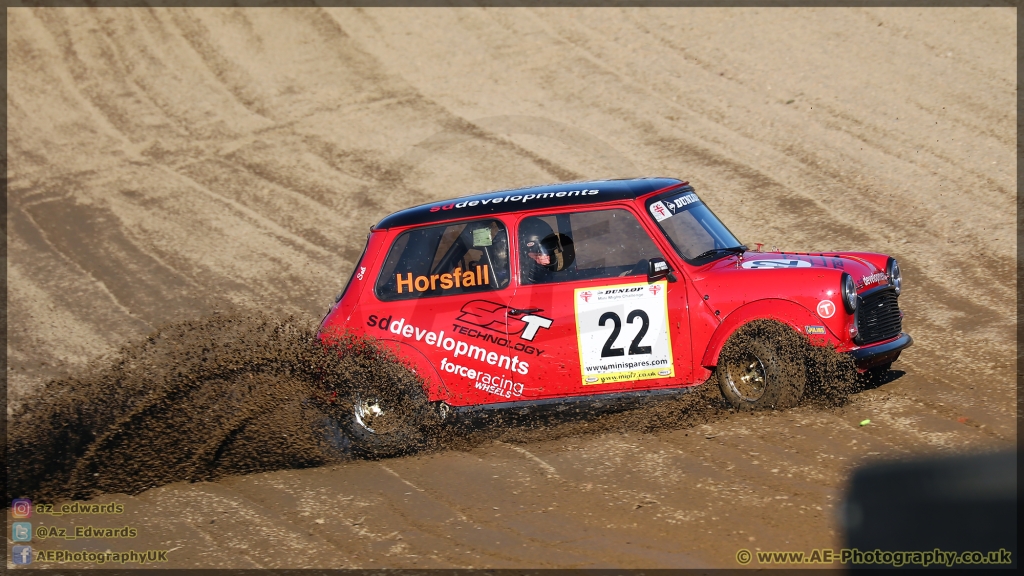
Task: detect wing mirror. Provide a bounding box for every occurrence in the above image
[648,257,677,283]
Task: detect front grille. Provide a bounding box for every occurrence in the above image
[857,287,902,344]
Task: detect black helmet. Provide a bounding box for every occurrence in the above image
[519,218,574,279]
[520,218,556,267]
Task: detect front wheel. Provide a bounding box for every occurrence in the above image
[716,321,807,410]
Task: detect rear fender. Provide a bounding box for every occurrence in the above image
[322,230,388,332]
[378,340,451,402]
[700,299,841,368]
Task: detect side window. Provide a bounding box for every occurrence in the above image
[375,219,511,301]
[519,209,664,285]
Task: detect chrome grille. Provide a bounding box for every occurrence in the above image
[857,287,902,344]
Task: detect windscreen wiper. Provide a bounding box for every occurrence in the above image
[693,245,747,260]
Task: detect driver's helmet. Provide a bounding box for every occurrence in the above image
[520,217,559,284]
[520,218,557,269]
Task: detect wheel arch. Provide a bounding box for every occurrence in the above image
[700,299,832,368]
[376,340,451,402]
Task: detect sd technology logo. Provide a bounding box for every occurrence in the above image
[456,300,552,341]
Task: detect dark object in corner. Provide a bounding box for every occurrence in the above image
[843,449,1017,568]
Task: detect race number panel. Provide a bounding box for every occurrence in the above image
[574,281,674,385]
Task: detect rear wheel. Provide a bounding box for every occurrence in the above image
[342,381,433,459]
[716,321,807,410]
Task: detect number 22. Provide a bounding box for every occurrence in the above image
[598,310,652,357]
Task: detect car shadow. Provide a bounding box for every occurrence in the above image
[856,368,906,392]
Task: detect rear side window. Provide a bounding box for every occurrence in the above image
[519,208,664,285]
[375,219,511,301]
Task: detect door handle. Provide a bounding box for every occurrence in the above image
[509,308,541,316]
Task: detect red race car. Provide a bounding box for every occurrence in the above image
[319,178,911,455]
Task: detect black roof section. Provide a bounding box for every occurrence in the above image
[374,177,686,229]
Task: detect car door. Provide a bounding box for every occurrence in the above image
[365,217,520,406]
[507,206,693,401]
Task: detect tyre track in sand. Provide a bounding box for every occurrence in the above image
[6,6,1015,568]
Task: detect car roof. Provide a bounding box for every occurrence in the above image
[374,177,687,229]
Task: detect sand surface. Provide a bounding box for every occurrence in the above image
[5,6,1016,568]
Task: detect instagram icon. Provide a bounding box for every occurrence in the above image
[12,498,32,518]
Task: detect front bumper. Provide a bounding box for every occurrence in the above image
[849,332,913,370]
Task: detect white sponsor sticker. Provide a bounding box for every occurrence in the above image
[574,281,674,385]
[817,300,836,319]
[741,259,813,269]
[671,193,700,209]
[862,272,888,286]
[649,201,672,221]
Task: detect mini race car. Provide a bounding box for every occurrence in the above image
[319,178,911,456]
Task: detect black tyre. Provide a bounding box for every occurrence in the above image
[341,380,434,459]
[715,321,807,410]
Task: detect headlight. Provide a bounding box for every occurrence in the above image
[886,257,902,295]
[841,273,857,314]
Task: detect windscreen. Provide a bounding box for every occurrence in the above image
[647,189,742,261]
